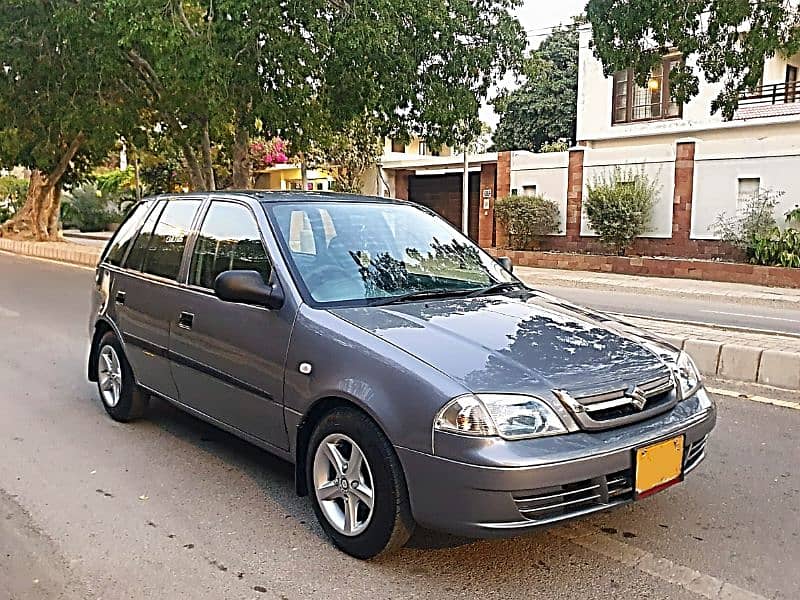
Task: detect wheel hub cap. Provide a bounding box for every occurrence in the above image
[98,345,122,408]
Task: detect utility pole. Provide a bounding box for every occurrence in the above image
[461,148,469,235]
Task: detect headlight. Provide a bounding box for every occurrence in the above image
[434,394,567,440]
[675,351,702,399]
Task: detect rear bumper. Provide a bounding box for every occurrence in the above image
[396,391,716,538]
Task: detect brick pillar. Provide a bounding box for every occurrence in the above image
[393,169,411,200]
[672,141,696,243]
[477,162,496,248]
[566,148,585,242]
[495,152,512,248]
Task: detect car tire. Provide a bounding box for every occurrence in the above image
[95,331,149,422]
[306,407,414,559]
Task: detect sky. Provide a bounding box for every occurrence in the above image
[480,0,588,127]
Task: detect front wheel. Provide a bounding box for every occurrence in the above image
[95,331,149,422]
[307,407,414,558]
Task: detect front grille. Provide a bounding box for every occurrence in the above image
[512,469,633,523]
[554,371,679,431]
[684,435,708,473]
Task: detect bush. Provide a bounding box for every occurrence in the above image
[584,167,657,255]
[749,228,800,268]
[712,189,783,250]
[0,176,29,223]
[786,205,800,226]
[495,194,561,249]
[61,185,121,232]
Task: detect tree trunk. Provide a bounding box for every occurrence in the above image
[0,134,83,241]
[201,119,216,191]
[231,128,252,189]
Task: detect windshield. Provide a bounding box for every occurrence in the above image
[267,201,515,305]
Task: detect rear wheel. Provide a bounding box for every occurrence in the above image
[307,407,414,558]
[95,331,149,422]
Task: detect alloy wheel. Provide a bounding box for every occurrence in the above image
[312,433,375,536]
[98,345,123,408]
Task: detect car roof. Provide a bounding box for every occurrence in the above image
[147,191,403,205]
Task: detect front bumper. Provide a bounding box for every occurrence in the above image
[396,389,716,538]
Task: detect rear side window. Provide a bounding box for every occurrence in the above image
[104,202,151,266]
[139,200,201,280]
[125,200,165,270]
[189,202,271,289]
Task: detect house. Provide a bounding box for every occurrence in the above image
[500,25,800,258]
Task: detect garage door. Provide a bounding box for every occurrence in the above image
[408,173,481,241]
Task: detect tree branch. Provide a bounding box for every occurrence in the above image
[47,132,85,186]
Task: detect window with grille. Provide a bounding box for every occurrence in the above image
[612,56,683,124]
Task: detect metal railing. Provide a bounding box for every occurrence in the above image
[739,82,798,106]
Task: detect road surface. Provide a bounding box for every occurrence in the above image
[0,251,798,599]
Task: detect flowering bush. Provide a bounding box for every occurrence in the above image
[249,137,290,169]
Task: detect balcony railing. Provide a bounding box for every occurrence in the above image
[739,82,798,106]
[735,82,800,119]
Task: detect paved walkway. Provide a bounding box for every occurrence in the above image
[516,265,800,308]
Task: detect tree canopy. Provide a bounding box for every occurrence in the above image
[586,0,800,119]
[0,0,525,240]
[493,25,579,152]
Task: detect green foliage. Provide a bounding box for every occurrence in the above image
[494,25,579,152]
[712,190,782,250]
[749,228,800,268]
[61,185,120,232]
[0,176,29,223]
[495,194,561,250]
[540,141,570,153]
[786,205,800,226]
[585,167,657,255]
[586,0,800,119]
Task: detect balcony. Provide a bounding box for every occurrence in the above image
[735,82,800,120]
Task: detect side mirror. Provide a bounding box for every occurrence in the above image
[214,270,284,310]
[497,256,514,273]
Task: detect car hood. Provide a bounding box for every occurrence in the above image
[330,292,669,397]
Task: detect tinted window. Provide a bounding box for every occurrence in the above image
[139,200,201,280]
[104,202,151,266]
[189,202,271,289]
[125,200,165,270]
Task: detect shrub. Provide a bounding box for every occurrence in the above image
[0,176,29,223]
[584,167,657,255]
[61,185,121,232]
[540,140,569,153]
[749,228,800,268]
[712,189,783,250]
[786,205,800,226]
[495,194,561,250]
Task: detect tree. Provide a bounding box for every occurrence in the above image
[493,25,579,152]
[586,0,800,119]
[0,2,136,240]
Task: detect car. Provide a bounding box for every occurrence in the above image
[88,191,716,558]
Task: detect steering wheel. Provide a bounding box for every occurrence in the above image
[302,263,355,295]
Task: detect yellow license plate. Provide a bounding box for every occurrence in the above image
[635,435,684,498]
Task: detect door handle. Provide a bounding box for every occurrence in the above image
[115,290,126,305]
[178,311,194,330]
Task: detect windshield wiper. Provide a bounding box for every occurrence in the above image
[368,288,473,306]
[465,281,528,298]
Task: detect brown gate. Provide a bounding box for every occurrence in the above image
[408,173,481,241]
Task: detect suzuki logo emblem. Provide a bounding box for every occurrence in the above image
[627,387,648,410]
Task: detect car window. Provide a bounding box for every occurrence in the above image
[104,201,151,266]
[189,201,271,289]
[125,200,165,271]
[137,200,201,280]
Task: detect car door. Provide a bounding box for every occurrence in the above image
[168,199,294,450]
[113,198,203,400]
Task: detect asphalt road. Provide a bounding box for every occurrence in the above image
[537,284,800,336]
[1,251,798,600]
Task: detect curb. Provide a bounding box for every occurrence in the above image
[660,334,800,391]
[0,238,100,267]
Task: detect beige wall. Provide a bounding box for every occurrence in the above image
[509,152,569,233]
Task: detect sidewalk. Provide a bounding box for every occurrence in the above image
[516,265,800,308]
[0,238,101,267]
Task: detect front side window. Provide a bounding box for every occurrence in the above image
[267,201,514,305]
[136,200,201,280]
[189,202,271,289]
[613,56,682,124]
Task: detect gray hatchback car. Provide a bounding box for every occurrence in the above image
[88,191,716,558]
